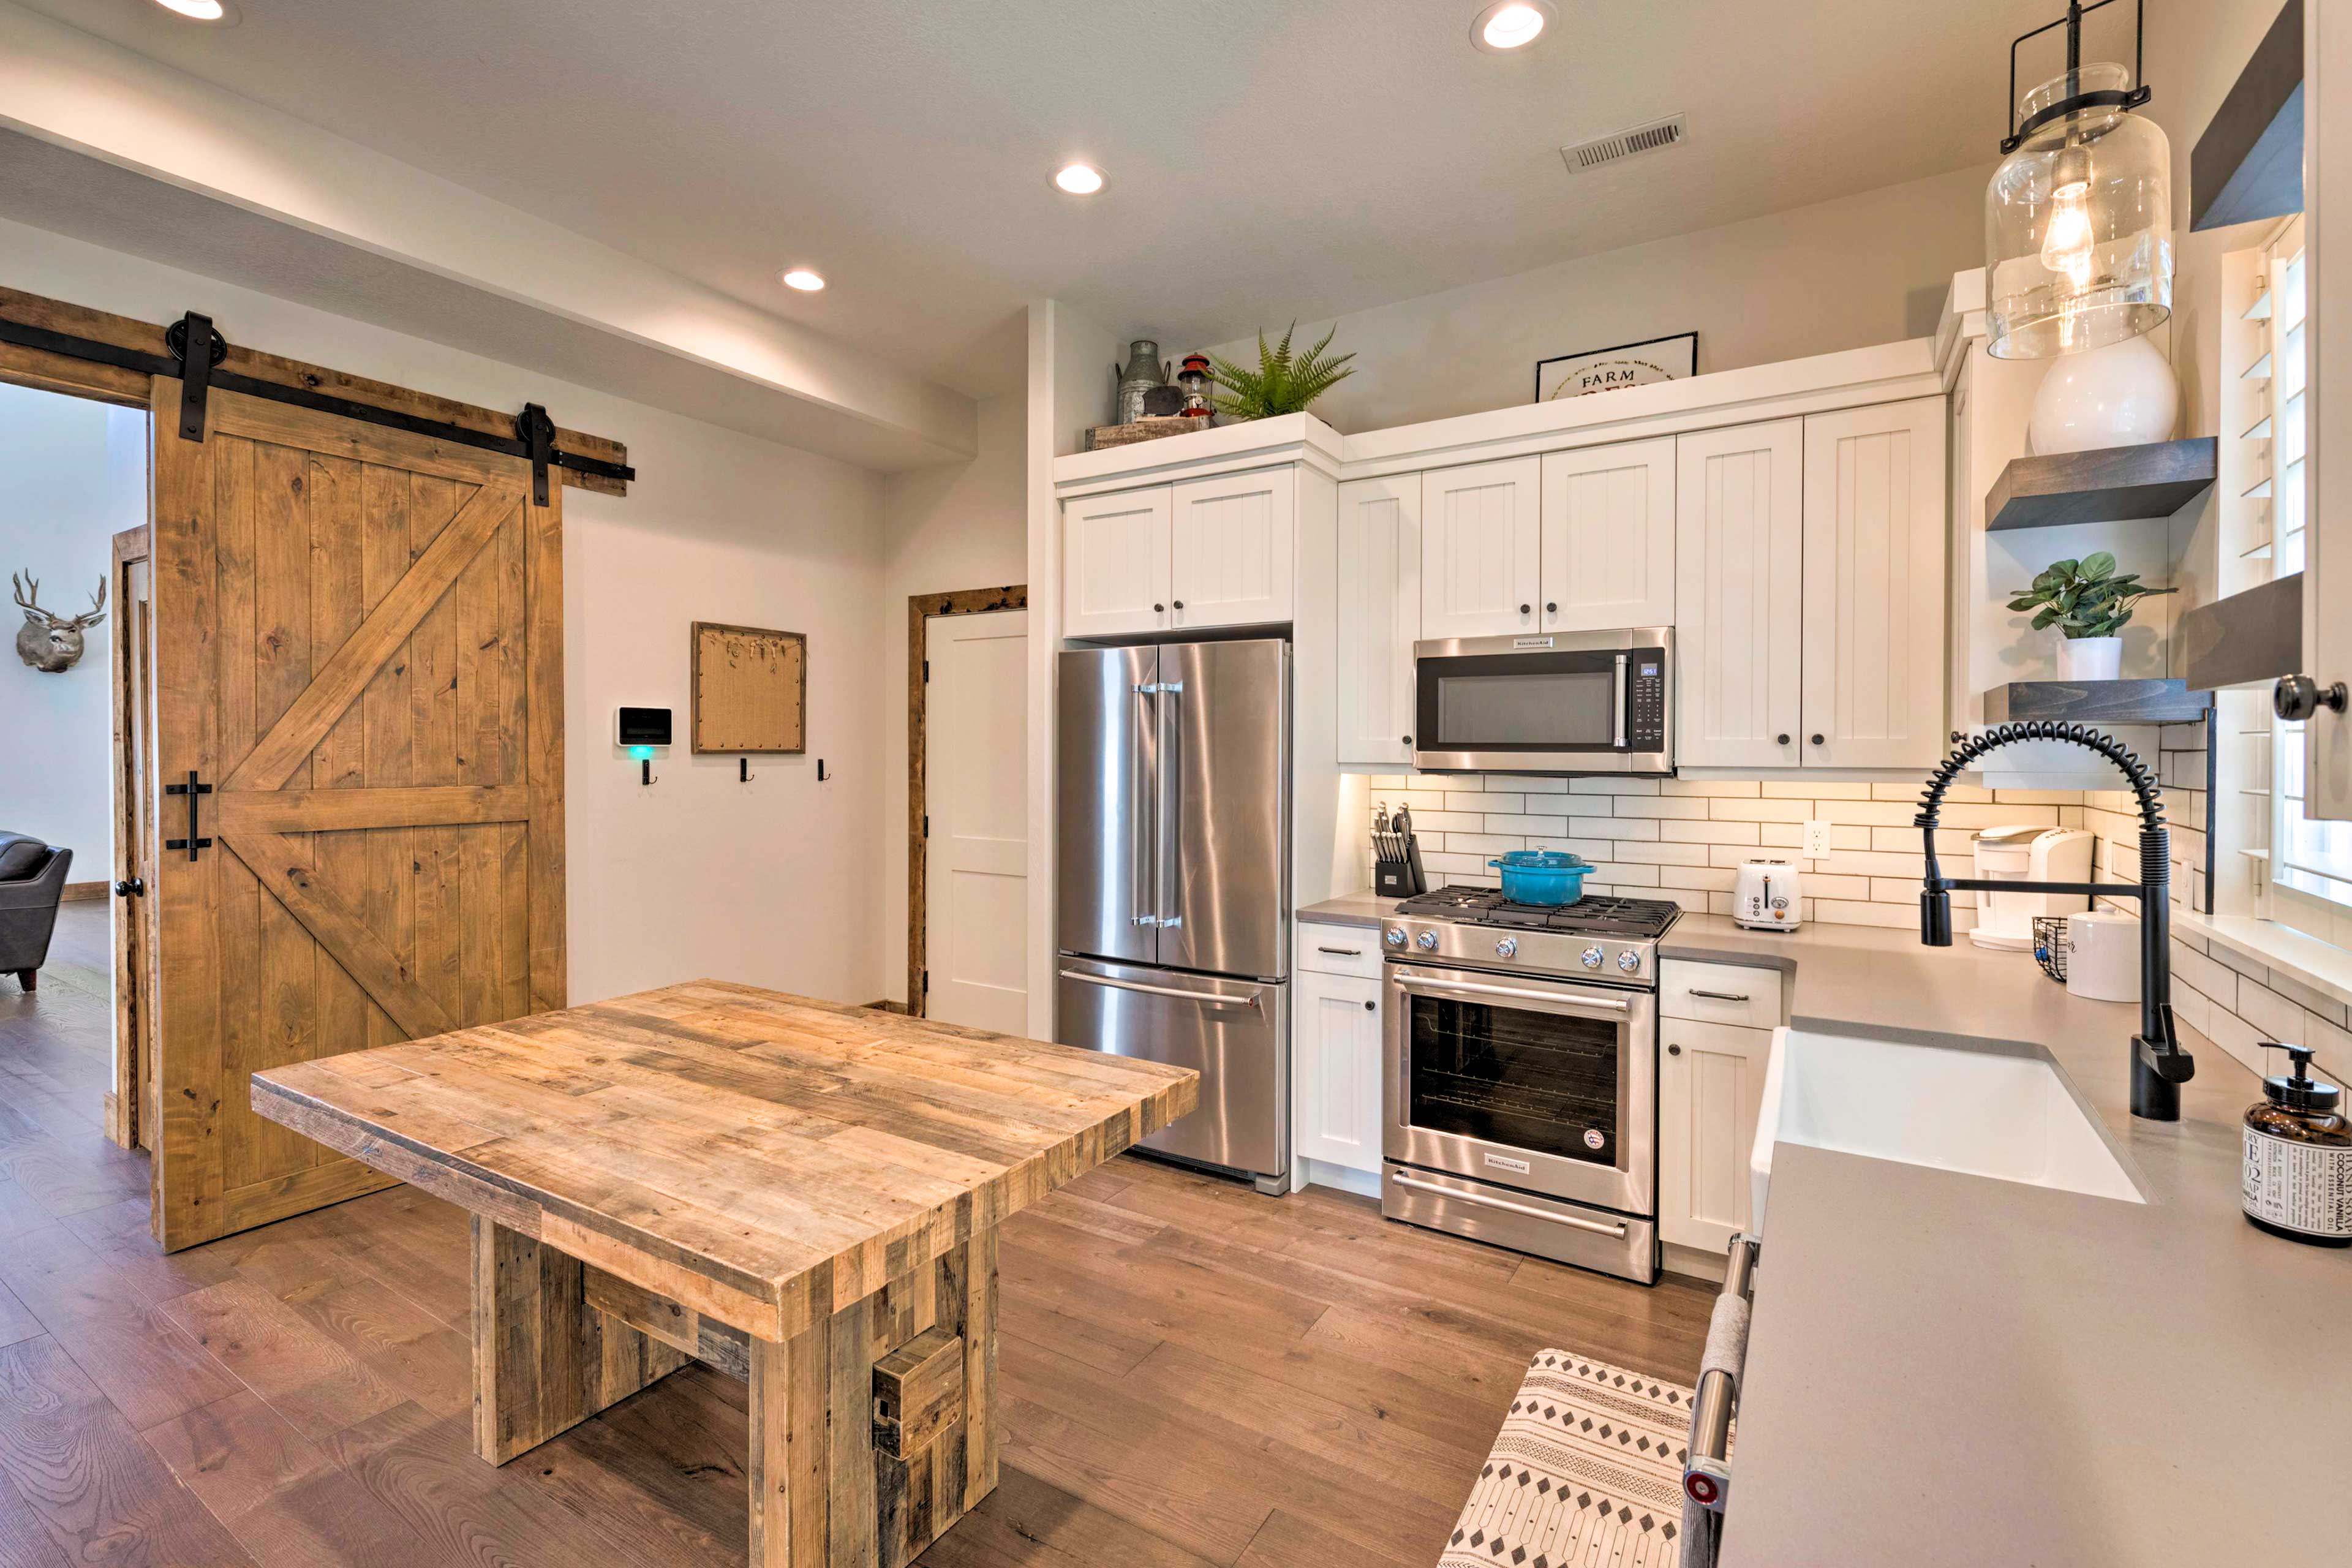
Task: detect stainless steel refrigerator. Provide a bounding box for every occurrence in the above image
[1056,638,1290,1194]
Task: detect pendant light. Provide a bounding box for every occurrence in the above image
[1985,0,2171,358]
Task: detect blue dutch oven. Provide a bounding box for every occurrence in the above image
[1488,850,1591,907]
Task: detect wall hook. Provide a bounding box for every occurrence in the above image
[739,756,755,782]
[817,759,830,782]
[641,757,657,786]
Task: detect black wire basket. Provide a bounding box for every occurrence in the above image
[2032,914,2072,983]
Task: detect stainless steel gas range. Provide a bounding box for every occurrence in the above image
[1379,887,1682,1284]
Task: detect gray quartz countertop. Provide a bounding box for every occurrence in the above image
[1295,891,1398,929]
[1302,897,2348,1566]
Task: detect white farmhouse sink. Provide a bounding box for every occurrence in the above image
[1748,1026,2144,1234]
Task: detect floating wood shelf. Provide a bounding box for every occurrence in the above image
[2182,571,2304,690]
[1983,679,2215,725]
[1985,439,2219,532]
[2192,0,2303,232]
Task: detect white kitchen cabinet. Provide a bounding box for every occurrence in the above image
[1170,467,1296,630]
[1540,438,1675,631]
[1062,485,1172,639]
[1801,398,1948,769]
[1675,420,1804,769]
[1292,962,1385,1175]
[1420,456,1542,639]
[1658,1014,1772,1255]
[1336,474,1422,766]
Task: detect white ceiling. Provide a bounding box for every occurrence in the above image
[17,0,2068,399]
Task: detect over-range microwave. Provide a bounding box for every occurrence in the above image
[1412,627,1672,775]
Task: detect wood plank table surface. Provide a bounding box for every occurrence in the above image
[249,979,1199,1567]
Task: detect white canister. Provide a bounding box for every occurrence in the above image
[2065,910,2141,1002]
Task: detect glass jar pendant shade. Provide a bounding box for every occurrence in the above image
[1986,61,2171,358]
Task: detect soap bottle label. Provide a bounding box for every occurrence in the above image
[2243,1125,2352,1238]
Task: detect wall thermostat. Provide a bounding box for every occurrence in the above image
[616,706,673,747]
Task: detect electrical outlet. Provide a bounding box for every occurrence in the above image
[1803,818,1834,859]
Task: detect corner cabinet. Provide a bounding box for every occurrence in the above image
[1673,399,1947,771]
[1335,475,1421,767]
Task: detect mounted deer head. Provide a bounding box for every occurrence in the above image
[13,572,107,674]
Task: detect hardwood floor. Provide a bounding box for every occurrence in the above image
[0,904,1712,1566]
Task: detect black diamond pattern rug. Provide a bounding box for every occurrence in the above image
[1436,1351,1716,1568]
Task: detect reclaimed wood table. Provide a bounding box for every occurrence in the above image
[249,979,1197,1566]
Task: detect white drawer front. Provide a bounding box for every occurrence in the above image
[1661,962,1784,1028]
[1298,928,1387,979]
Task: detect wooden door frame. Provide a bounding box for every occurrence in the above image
[906,584,1025,1017]
[108,525,156,1152]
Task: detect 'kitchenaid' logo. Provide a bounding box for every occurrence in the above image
[1511,636,1555,649]
[1483,1152,1532,1174]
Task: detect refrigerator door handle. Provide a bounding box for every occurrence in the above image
[1131,682,1158,929]
[1158,673,1183,933]
[1057,968,1264,1015]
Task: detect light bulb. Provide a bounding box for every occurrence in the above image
[1481,3,1545,48]
[2041,178,2095,287]
[1053,164,1106,195]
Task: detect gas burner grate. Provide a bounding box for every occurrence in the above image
[1395,886,1682,939]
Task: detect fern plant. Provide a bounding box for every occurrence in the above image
[1207,323,1355,420]
[2007,552,2176,639]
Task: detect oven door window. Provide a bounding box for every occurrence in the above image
[1406,993,1624,1165]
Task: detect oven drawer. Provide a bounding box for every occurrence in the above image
[1661,961,1784,1029]
[1298,929,1385,979]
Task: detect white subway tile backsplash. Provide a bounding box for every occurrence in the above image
[1705,797,1819,823]
[1608,796,1713,820]
[1576,815,1653,840]
[1569,778,1660,796]
[1662,779,1762,797]
[1658,819,1764,845]
[1450,791,1516,813]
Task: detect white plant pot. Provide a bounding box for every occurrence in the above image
[2056,635,2123,682]
[2028,334,2180,456]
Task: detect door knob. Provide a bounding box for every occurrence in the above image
[2275,674,2348,722]
[112,877,144,897]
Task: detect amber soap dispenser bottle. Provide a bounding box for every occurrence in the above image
[2242,1044,2352,1246]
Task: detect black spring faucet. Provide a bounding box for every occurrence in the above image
[1918,722,2195,1121]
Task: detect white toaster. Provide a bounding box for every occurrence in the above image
[1733,859,1803,930]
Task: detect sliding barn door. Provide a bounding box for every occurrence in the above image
[148,383,564,1250]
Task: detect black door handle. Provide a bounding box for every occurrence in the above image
[1519,603,1531,614]
[1776,733,1791,745]
[1545,601,1558,613]
[163,770,213,862]
[112,877,145,897]
[1810,734,1825,746]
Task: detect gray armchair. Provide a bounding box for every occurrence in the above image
[0,834,72,992]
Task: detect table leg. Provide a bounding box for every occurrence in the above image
[470,1216,692,1465]
[747,1224,1000,1567]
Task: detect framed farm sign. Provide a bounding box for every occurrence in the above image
[690,620,806,753]
[1535,331,1698,402]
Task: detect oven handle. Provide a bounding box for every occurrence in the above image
[1390,1172,1630,1238]
[1613,651,1629,749]
[1394,972,1631,1016]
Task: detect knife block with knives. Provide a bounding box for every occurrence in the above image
[1372,802,1427,898]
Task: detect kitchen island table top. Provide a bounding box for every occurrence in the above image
[252,979,1197,1567]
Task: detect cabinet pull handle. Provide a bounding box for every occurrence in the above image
[1364,1000,1376,1011]
[1810,733,1825,746]
[1401,734,1412,745]
[1172,599,1185,609]
[1687,989,1751,1003]
[1316,946,1364,957]
[1545,601,1558,613]
[1667,1043,1681,1056]
[1776,733,1791,746]
[1153,602,1166,613]
[1518,603,1531,614]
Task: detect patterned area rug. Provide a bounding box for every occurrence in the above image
[1439,1351,1706,1568]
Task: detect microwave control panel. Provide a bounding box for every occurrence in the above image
[1629,658,1666,750]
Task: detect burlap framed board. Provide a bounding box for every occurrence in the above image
[690,621,806,753]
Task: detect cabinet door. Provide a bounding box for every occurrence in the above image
[1420,456,1542,639]
[1292,968,1385,1174]
[1658,1017,1771,1255]
[1336,475,1422,766]
[1800,399,1947,769]
[1170,467,1295,629]
[1675,421,1804,768]
[1063,486,1172,639]
[1540,439,1675,630]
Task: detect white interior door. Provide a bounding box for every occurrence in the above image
[1539,438,1675,630]
[925,609,1030,1031]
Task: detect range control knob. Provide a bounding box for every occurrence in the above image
[1384,927,1408,949]
[1416,930,1440,952]
[1616,949,1643,974]
[1494,937,1518,959]
[1581,945,1605,970]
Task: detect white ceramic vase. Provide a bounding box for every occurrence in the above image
[2056,635,2123,681]
[2027,334,2180,456]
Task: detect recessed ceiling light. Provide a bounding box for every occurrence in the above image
[780,269,826,292]
[1471,0,1553,51]
[1053,163,1106,196]
[153,0,238,21]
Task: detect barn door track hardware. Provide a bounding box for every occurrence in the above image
[0,307,635,500]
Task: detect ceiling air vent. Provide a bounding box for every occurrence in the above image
[1561,115,1687,173]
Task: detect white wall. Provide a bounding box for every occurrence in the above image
[0,380,143,876]
[875,391,1028,1006]
[1202,164,1991,435]
[0,216,900,1009]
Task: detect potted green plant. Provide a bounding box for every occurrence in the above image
[1206,322,1355,421]
[2006,552,2175,681]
